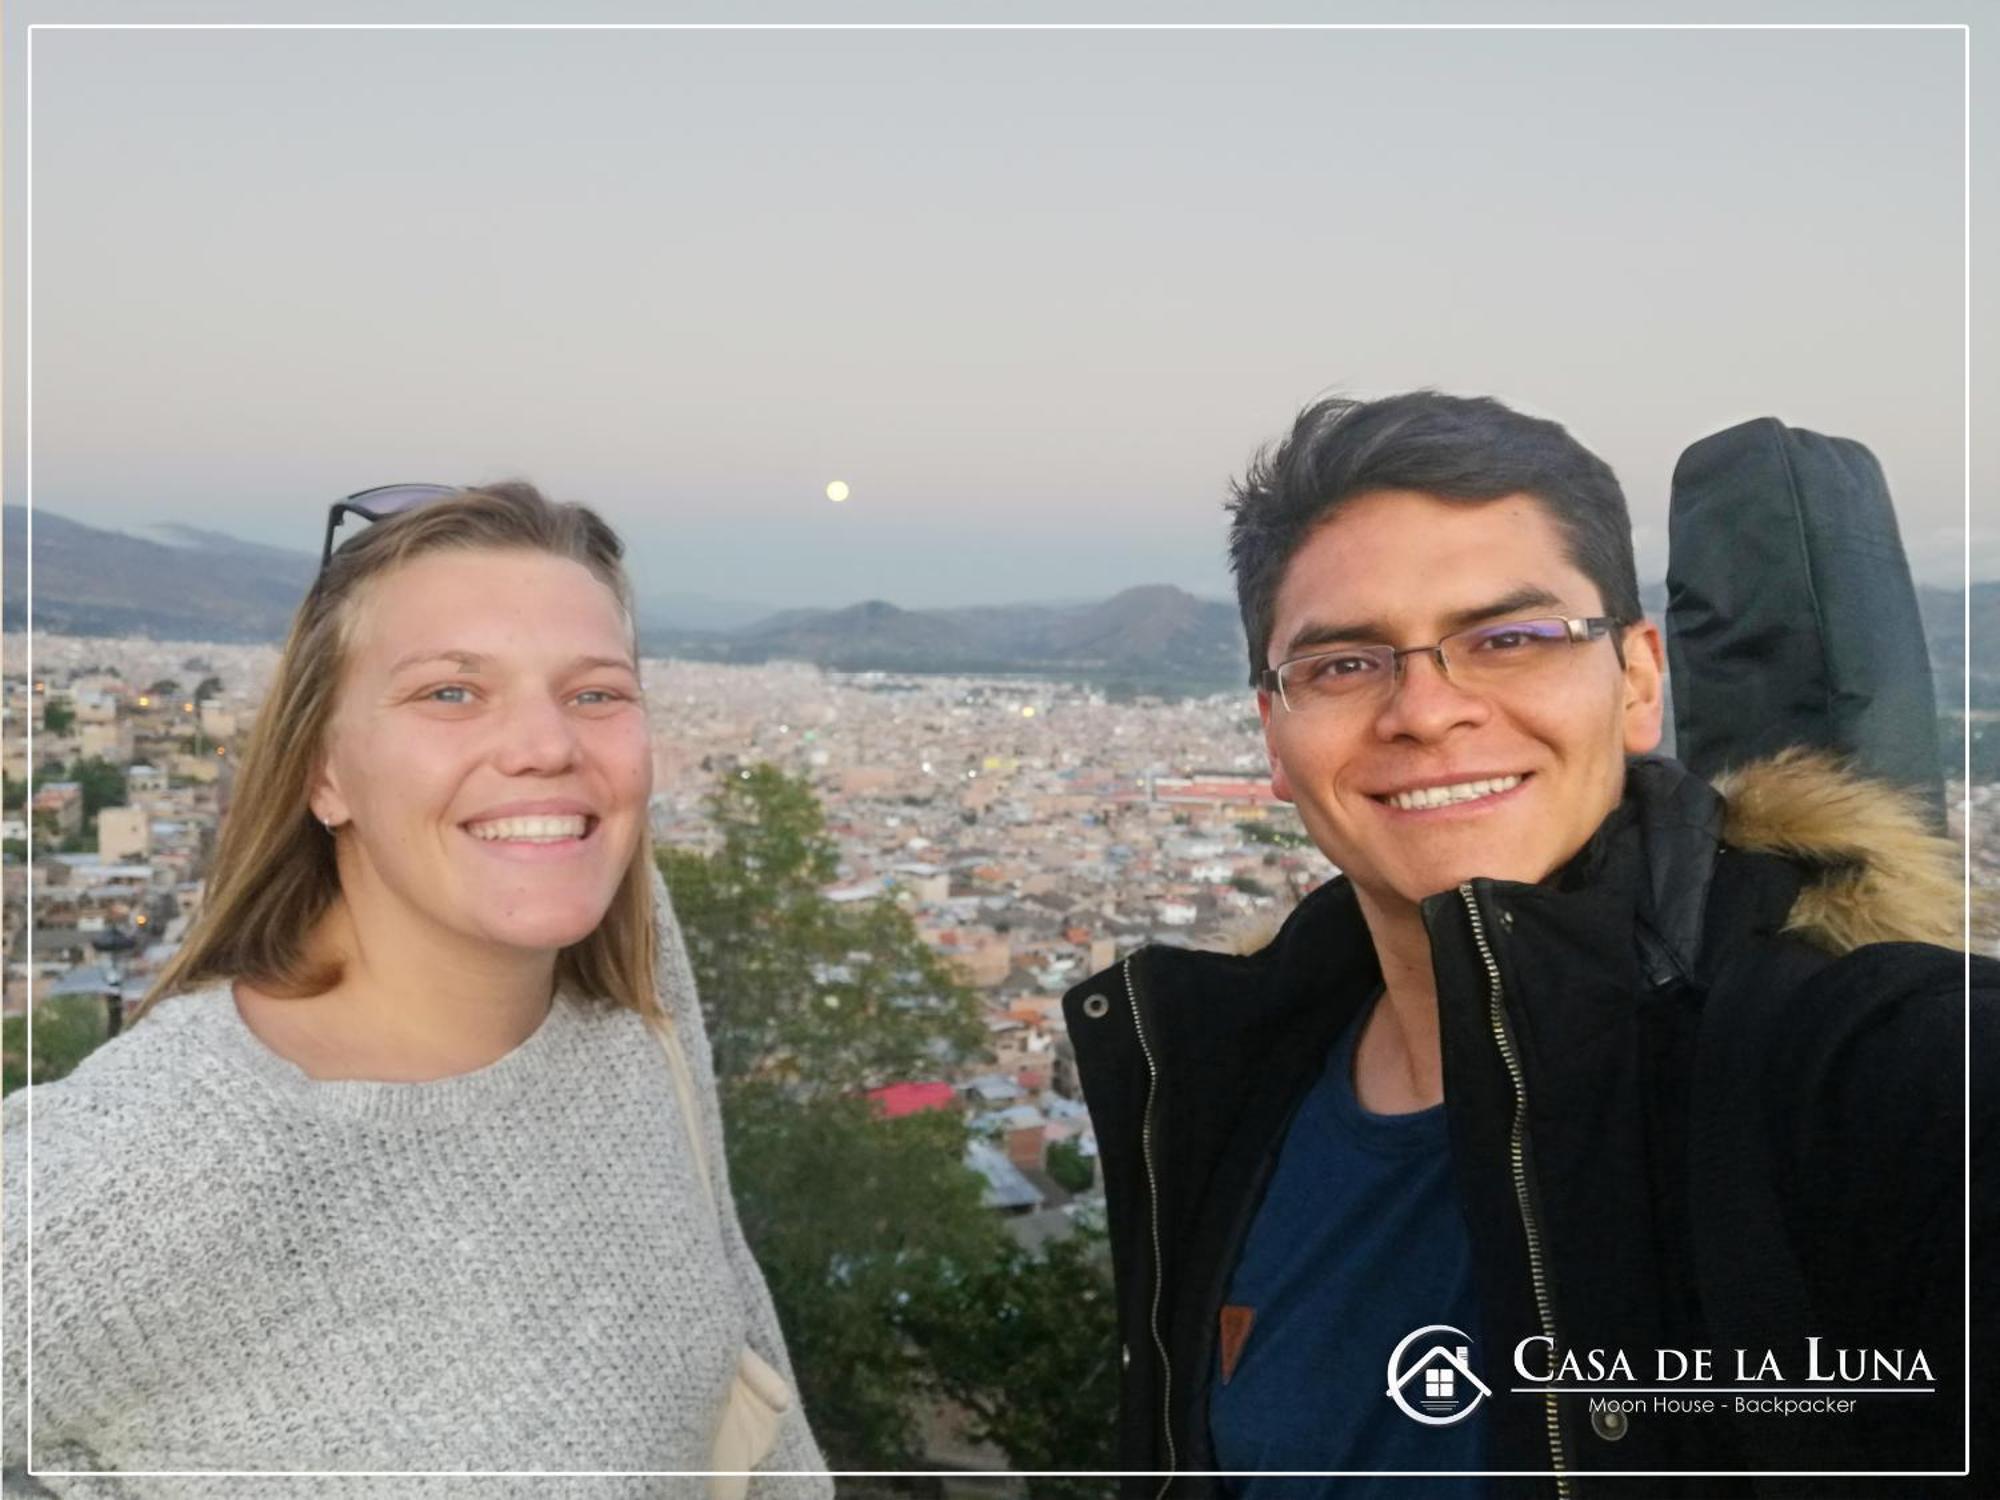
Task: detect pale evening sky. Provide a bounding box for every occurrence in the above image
[4,2,1983,614]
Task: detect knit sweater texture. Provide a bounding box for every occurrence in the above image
[1,896,831,1499]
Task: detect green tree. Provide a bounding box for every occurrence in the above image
[661,764,994,1465]
[2,994,110,1096]
[148,678,181,698]
[65,757,128,820]
[904,1223,1121,1497]
[2,774,24,811]
[1046,1137,1095,1194]
[727,1087,999,1465]
[662,764,984,1097]
[193,676,225,703]
[664,764,1122,1477]
[42,700,75,736]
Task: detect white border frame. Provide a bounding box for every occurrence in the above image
[15,16,1975,1485]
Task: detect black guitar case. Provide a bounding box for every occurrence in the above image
[1664,416,1945,827]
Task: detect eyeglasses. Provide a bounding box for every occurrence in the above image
[320,483,460,569]
[1263,616,1623,713]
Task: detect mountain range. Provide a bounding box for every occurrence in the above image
[3,507,1248,693]
[651,586,1246,694]
[8,508,321,643]
[4,506,1993,703]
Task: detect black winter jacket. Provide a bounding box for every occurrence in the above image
[1062,754,1997,1498]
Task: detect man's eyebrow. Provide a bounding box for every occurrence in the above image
[1280,586,1570,658]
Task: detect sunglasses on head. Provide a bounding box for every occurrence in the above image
[320,483,460,570]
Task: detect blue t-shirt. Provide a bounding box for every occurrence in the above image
[1209,1001,1491,1496]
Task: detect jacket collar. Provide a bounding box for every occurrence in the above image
[1539,754,1726,990]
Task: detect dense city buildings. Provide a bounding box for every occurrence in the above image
[6,632,1998,1195]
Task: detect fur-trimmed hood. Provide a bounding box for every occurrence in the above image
[1713,747,1964,955]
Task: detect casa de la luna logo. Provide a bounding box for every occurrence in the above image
[1386,1324,1494,1426]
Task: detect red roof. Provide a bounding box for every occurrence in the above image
[1156,780,1280,803]
[868,1081,957,1119]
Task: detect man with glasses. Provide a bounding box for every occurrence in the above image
[1062,391,1994,1495]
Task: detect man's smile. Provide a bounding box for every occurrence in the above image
[1368,772,1531,815]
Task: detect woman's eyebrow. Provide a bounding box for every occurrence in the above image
[387,650,638,676]
[388,649,487,675]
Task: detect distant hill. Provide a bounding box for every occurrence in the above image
[5,506,1990,704]
[3,506,317,642]
[649,586,1247,693]
[734,598,990,668]
[2,508,1247,690]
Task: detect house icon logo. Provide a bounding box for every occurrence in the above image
[1386,1324,1493,1426]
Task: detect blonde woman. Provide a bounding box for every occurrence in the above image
[3,484,828,1497]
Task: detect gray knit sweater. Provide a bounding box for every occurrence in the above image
[1,898,831,1499]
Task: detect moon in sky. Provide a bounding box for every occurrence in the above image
[825,480,850,503]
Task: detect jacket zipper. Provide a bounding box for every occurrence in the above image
[1459,884,1573,1500]
[1121,953,1178,1494]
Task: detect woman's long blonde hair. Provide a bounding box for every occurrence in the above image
[140,482,659,1020]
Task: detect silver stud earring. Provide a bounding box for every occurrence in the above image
[321,818,337,835]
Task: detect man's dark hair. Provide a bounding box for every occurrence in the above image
[1227,390,1643,684]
